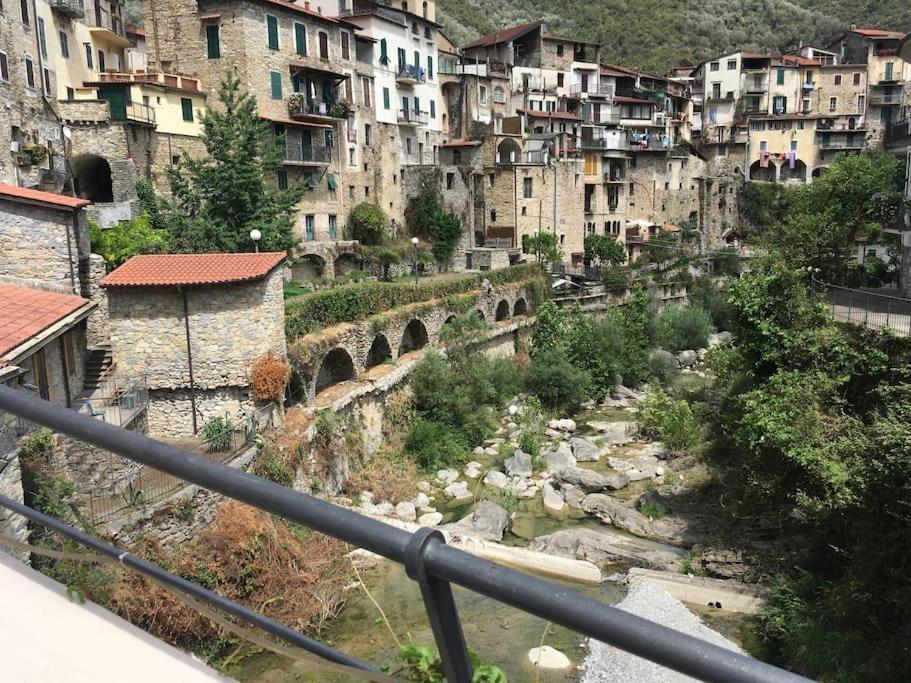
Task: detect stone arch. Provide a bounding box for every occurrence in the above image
[72,154,113,202]
[443,314,457,326]
[365,334,392,369]
[399,319,429,355]
[812,166,829,179]
[497,138,521,165]
[315,347,356,394]
[779,159,807,183]
[748,160,775,182]
[493,86,505,103]
[334,252,362,277]
[513,297,528,316]
[495,299,510,321]
[474,309,486,322]
[291,254,325,280]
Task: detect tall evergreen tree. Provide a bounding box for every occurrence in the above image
[164,73,304,253]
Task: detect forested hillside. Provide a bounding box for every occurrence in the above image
[437,0,911,72]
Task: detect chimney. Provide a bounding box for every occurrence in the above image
[850,23,857,30]
[304,1,310,9]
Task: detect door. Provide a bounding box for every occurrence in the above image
[581,73,588,93]
[98,85,127,120]
[32,349,50,401]
[319,32,329,59]
[301,128,312,161]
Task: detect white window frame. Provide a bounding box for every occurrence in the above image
[24,53,35,89]
[828,96,837,112]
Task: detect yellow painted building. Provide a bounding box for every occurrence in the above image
[747,114,819,182]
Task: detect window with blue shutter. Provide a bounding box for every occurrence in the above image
[270,70,282,99]
[414,50,419,68]
[294,22,307,55]
[413,96,420,113]
[397,48,405,70]
[266,15,279,49]
[328,215,337,239]
[379,38,388,64]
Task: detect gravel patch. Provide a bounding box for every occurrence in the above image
[581,580,743,682]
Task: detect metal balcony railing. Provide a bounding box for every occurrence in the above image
[396,64,426,84]
[582,134,629,151]
[0,386,810,683]
[283,143,332,164]
[288,97,348,119]
[49,0,84,18]
[397,109,428,126]
[819,138,865,150]
[869,93,902,106]
[109,102,156,125]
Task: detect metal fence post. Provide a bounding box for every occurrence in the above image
[405,528,473,682]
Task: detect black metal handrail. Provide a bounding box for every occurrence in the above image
[0,385,810,683]
[812,276,911,337]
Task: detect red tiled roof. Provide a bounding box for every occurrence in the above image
[661,223,681,233]
[126,26,146,37]
[441,139,481,148]
[462,21,542,50]
[0,184,90,210]
[0,284,93,361]
[101,253,287,288]
[252,0,341,24]
[261,115,333,129]
[518,108,581,121]
[851,28,905,38]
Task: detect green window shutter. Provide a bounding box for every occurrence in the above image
[430,100,435,118]
[413,96,420,113]
[776,68,784,85]
[397,48,405,70]
[326,172,337,191]
[414,50,420,68]
[181,98,193,121]
[206,24,220,58]
[295,23,307,55]
[270,71,282,99]
[379,38,388,64]
[427,56,433,80]
[277,171,288,190]
[267,15,279,49]
[382,87,390,109]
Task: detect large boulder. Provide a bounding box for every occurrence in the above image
[436,469,459,485]
[555,467,629,493]
[395,501,417,522]
[676,350,698,368]
[543,442,576,471]
[527,646,571,671]
[708,331,733,348]
[581,494,653,536]
[443,481,473,505]
[600,421,635,446]
[614,385,645,402]
[562,484,586,509]
[453,501,510,541]
[529,527,682,570]
[547,418,577,433]
[571,437,601,462]
[542,482,565,517]
[505,450,533,478]
[649,348,679,370]
[483,470,509,489]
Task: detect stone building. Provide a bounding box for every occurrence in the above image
[0,283,95,547]
[100,252,287,437]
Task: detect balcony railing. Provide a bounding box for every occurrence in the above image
[109,102,156,125]
[75,375,148,429]
[869,93,902,106]
[396,64,426,85]
[397,109,429,126]
[582,134,629,151]
[288,96,349,119]
[338,0,405,26]
[819,138,865,150]
[630,134,671,151]
[885,118,911,146]
[283,143,332,165]
[603,170,625,182]
[49,0,85,18]
[520,76,557,93]
[570,82,614,97]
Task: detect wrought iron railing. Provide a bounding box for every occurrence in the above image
[812,277,911,336]
[283,142,332,164]
[0,386,810,683]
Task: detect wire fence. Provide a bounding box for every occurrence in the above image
[81,405,275,524]
[812,277,911,337]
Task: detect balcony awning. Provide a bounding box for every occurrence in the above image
[198,13,221,21]
[289,63,349,81]
[613,95,655,106]
[261,115,333,130]
[88,26,132,48]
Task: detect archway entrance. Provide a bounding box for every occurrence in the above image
[365,334,392,368]
[399,319,429,355]
[315,348,355,393]
[72,154,114,202]
[495,300,510,321]
[291,254,325,280]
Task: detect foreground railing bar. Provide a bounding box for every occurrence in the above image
[0,386,811,683]
[0,492,375,674]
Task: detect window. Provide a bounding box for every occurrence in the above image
[294,22,307,55]
[266,15,279,49]
[181,97,193,121]
[66,86,74,100]
[378,38,388,64]
[59,30,69,59]
[42,67,49,93]
[270,70,282,99]
[429,100,435,118]
[37,17,46,58]
[804,70,813,85]
[885,62,894,80]
[84,43,92,70]
[479,85,487,103]
[305,214,315,240]
[557,73,564,87]
[772,95,786,114]
[97,49,105,72]
[490,209,496,222]
[834,74,842,85]
[328,215,338,239]
[413,96,420,114]
[493,86,505,103]
[523,177,532,198]
[0,52,9,84]
[19,0,27,25]
[61,332,75,378]
[776,68,784,85]
[318,31,328,59]
[556,44,563,57]
[829,96,837,112]
[711,82,721,99]
[364,186,370,197]
[397,47,405,70]
[348,148,355,165]
[709,61,719,71]
[446,172,454,189]
[325,130,333,147]
[341,32,349,60]
[277,170,288,190]
[413,50,419,69]
[759,140,767,151]
[364,123,371,145]
[348,185,355,199]
[858,95,865,111]
[206,24,221,58]
[853,72,861,85]
[24,55,34,89]
[382,87,390,109]
[790,139,798,152]
[727,59,736,70]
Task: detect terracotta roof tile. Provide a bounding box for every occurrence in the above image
[613,95,655,106]
[851,28,905,38]
[0,284,93,360]
[462,21,542,50]
[100,253,287,288]
[0,184,90,210]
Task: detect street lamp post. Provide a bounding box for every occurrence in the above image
[411,236,420,286]
[250,229,262,253]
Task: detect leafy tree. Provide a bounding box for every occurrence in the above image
[524,348,592,411]
[522,232,563,267]
[584,234,626,266]
[347,202,388,245]
[162,72,305,253]
[642,233,679,267]
[89,216,171,269]
[405,185,463,268]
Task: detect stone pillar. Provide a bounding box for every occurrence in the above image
[84,254,110,348]
[0,448,29,562]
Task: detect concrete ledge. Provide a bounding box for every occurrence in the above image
[629,567,767,614]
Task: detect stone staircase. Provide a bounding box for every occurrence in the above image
[83,345,114,395]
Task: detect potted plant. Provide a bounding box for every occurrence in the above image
[16,143,48,167]
[286,92,306,116]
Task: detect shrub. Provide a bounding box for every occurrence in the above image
[713,246,741,276]
[688,276,732,331]
[639,500,667,519]
[439,310,488,345]
[19,429,55,460]
[202,417,233,453]
[584,234,627,266]
[404,419,468,471]
[249,350,291,401]
[601,266,630,293]
[648,349,678,383]
[525,348,593,412]
[346,202,388,245]
[89,215,171,269]
[518,430,541,458]
[638,390,700,452]
[655,305,712,352]
[344,448,421,503]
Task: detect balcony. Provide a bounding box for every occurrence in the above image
[705,93,735,103]
[109,102,156,125]
[630,134,671,151]
[288,95,350,119]
[819,137,865,150]
[339,0,405,26]
[603,170,625,183]
[50,0,84,18]
[396,64,426,85]
[581,133,629,152]
[496,149,547,166]
[869,92,902,106]
[283,143,332,165]
[398,109,428,126]
[744,79,768,94]
[520,76,557,93]
[570,82,614,98]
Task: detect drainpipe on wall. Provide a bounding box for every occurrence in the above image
[181,287,198,435]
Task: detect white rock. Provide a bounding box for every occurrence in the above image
[483,470,509,489]
[359,491,374,506]
[544,428,562,438]
[414,492,430,508]
[443,481,473,504]
[464,464,481,479]
[436,469,459,485]
[467,461,482,469]
[542,482,565,516]
[507,404,519,416]
[528,645,571,670]
[418,512,443,526]
[395,501,416,522]
[483,446,500,456]
[548,418,577,432]
[655,466,665,477]
[417,481,431,493]
[677,350,698,367]
[473,446,485,455]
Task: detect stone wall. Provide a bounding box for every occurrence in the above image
[82,254,110,347]
[402,164,475,258]
[146,386,256,438]
[0,447,28,557]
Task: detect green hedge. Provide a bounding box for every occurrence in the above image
[285,263,547,339]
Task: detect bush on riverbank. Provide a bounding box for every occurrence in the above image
[655,305,712,353]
